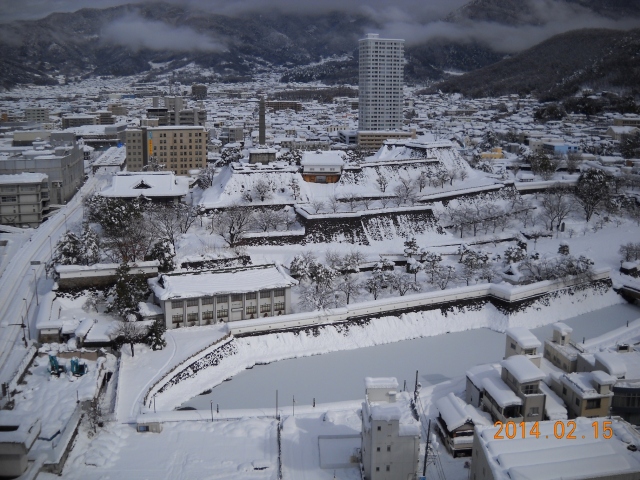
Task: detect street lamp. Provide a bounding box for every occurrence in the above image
[32,268,39,306]
[7,322,28,348]
[22,298,30,341]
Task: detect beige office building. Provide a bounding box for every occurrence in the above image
[126,126,207,175]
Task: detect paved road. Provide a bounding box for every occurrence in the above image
[0,174,103,390]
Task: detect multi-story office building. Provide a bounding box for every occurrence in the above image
[125,126,207,175]
[24,108,50,123]
[61,114,97,129]
[358,33,404,132]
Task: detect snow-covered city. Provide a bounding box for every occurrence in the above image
[1,1,640,479]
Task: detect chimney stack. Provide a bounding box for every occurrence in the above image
[259,96,266,146]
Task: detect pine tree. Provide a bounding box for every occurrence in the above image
[146,238,176,272]
[574,168,613,221]
[107,263,150,318]
[403,237,419,258]
[146,318,167,351]
[47,231,83,277]
[80,223,100,265]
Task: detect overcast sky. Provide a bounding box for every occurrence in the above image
[1,0,639,53]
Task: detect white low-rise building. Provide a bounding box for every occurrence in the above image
[149,264,297,328]
[471,417,640,480]
[99,171,190,203]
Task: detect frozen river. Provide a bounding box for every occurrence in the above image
[182,303,640,410]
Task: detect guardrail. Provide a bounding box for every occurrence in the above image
[143,333,232,407]
[0,345,37,407]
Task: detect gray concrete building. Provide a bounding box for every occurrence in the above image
[0,133,83,205]
[0,173,49,227]
[24,107,50,123]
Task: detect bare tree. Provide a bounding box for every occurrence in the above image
[112,320,147,357]
[336,274,362,304]
[394,177,417,206]
[254,179,275,202]
[310,199,325,214]
[327,195,340,213]
[148,205,182,249]
[288,178,301,200]
[539,184,574,231]
[433,265,458,290]
[380,196,392,208]
[364,273,385,300]
[254,208,281,232]
[447,167,459,186]
[459,168,469,181]
[325,249,343,269]
[210,204,254,247]
[360,197,373,210]
[342,192,360,211]
[389,272,420,296]
[376,173,389,193]
[417,171,429,192]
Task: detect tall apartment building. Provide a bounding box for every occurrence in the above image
[24,108,50,123]
[126,126,208,176]
[358,33,404,132]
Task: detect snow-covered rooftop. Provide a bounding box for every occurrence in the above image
[595,351,628,378]
[552,322,573,335]
[482,376,522,408]
[0,172,48,184]
[364,377,398,390]
[99,171,189,198]
[476,417,640,480]
[506,327,542,349]
[300,150,345,166]
[501,355,546,384]
[466,363,500,389]
[0,412,40,448]
[149,264,297,300]
[435,392,492,432]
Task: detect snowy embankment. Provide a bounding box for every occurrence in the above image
[148,281,624,413]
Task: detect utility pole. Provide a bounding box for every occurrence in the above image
[276,390,278,420]
[423,419,431,477]
[32,268,39,306]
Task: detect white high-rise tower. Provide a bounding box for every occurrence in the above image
[358,33,405,132]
